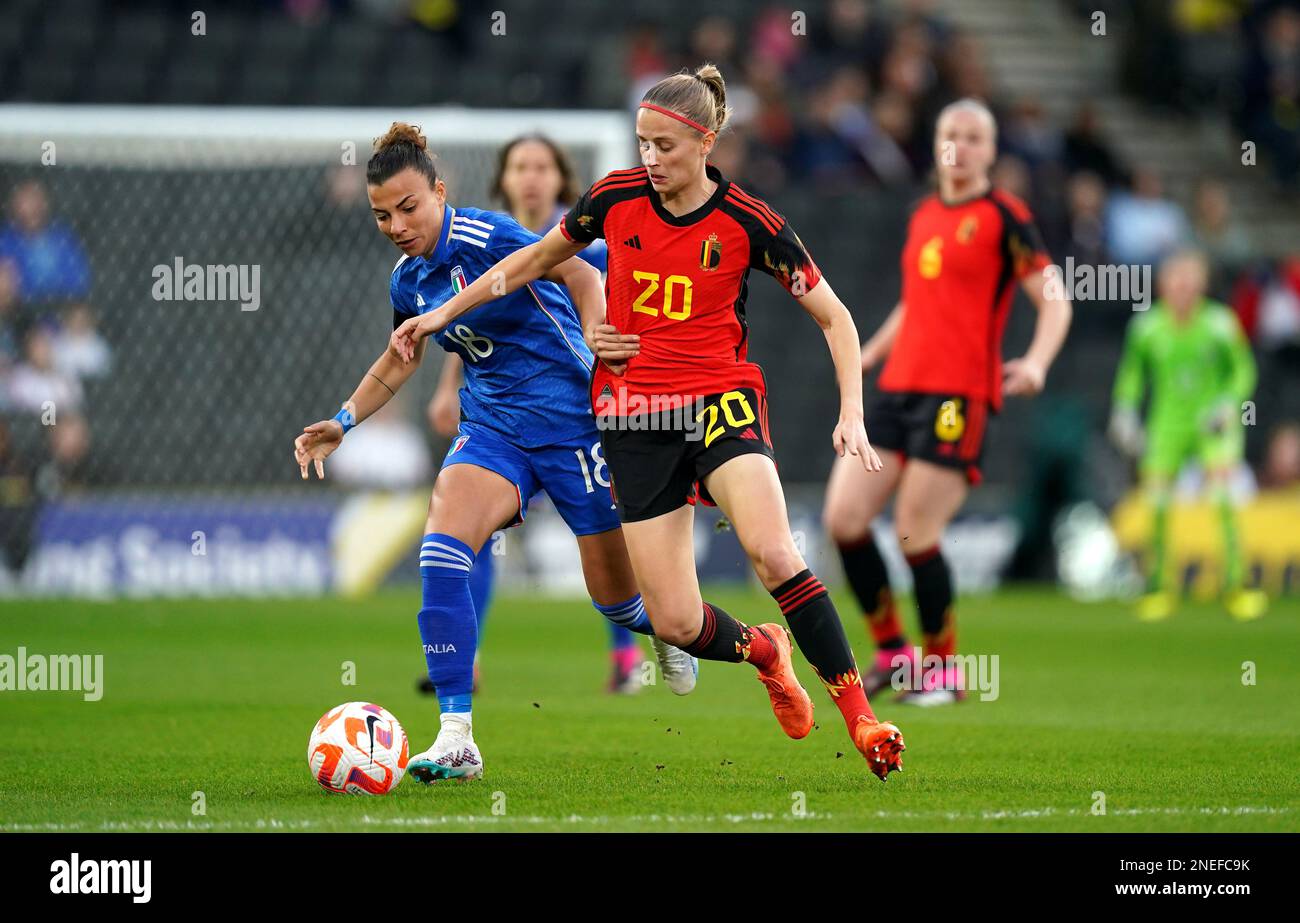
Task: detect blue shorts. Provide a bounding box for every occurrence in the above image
[441,420,620,537]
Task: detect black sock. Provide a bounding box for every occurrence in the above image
[680,601,773,667]
[905,546,955,658]
[839,534,905,650]
[771,569,860,685]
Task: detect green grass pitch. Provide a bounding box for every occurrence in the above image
[1,587,1296,832]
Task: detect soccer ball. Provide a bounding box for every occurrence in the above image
[307,702,409,795]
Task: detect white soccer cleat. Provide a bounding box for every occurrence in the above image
[651,636,699,696]
[408,718,483,784]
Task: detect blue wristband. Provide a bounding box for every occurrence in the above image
[332,406,356,435]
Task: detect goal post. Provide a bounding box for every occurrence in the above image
[0,104,633,177]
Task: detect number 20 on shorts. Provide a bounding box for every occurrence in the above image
[632,271,692,320]
[696,391,756,447]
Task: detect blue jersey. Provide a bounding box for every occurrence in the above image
[390,204,596,450]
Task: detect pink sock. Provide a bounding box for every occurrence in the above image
[874,646,915,673]
[614,645,643,672]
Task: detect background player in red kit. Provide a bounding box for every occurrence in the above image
[392,64,906,780]
[823,99,1073,704]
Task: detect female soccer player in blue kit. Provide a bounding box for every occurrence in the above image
[293,123,696,783]
[423,134,646,695]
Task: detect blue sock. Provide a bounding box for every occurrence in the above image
[594,594,653,639]
[468,542,496,638]
[609,623,640,650]
[417,533,477,714]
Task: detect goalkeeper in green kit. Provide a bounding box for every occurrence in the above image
[1109,250,1267,622]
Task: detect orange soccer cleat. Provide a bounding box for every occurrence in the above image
[852,717,906,781]
[753,624,815,739]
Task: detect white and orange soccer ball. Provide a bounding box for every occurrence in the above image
[307,702,409,795]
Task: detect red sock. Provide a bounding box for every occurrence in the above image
[922,607,957,661]
[867,587,906,649]
[741,622,779,671]
[769,569,880,728]
[818,667,877,725]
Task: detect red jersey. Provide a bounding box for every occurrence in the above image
[561,164,822,413]
[878,188,1050,411]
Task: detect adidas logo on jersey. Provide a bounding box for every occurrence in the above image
[622,235,643,249]
[416,292,425,306]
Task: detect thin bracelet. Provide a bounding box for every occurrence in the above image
[368,372,396,396]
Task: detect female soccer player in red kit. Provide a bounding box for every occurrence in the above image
[391,64,906,780]
[823,99,1073,704]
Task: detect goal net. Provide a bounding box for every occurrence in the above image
[0,105,632,595]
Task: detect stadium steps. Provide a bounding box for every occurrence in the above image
[937,0,1299,258]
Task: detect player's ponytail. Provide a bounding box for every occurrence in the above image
[641,63,731,135]
[367,121,439,188]
[693,63,730,133]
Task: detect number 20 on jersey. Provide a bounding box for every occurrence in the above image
[632,271,693,321]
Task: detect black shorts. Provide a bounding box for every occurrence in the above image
[868,390,990,484]
[598,388,776,522]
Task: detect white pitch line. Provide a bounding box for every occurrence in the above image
[0,804,1291,832]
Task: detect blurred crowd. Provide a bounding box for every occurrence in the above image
[0,180,111,571]
[616,0,971,194]
[603,3,1292,285]
[1112,0,1300,189]
[607,0,1300,489]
